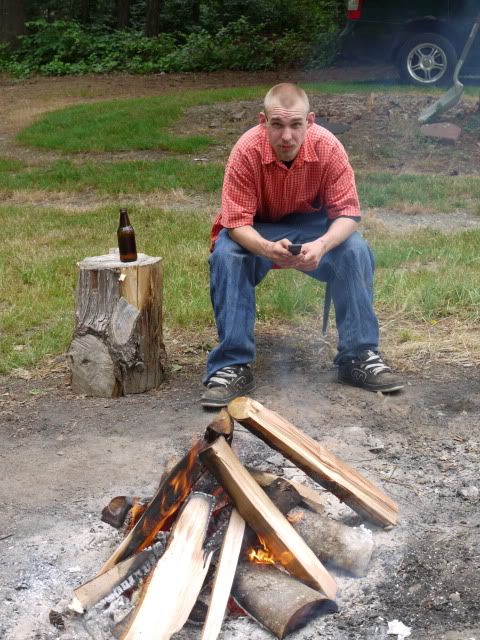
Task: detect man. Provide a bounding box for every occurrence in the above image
[201,83,403,408]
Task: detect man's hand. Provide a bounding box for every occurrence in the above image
[265,238,305,268]
[296,238,329,271]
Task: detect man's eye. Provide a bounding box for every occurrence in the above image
[272,123,282,129]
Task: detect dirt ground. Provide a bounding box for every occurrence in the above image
[1,66,480,640]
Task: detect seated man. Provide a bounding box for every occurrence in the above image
[201,83,403,408]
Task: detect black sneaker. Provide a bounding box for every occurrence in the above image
[201,365,255,408]
[338,350,404,393]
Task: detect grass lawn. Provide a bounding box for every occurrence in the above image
[1,203,479,374]
[1,82,479,374]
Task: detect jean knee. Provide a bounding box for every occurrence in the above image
[340,233,375,270]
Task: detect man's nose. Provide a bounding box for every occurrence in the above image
[281,127,292,141]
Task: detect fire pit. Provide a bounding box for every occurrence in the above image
[57,398,398,640]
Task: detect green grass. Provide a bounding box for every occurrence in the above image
[2,159,480,214]
[17,87,268,153]
[358,172,480,213]
[0,158,224,194]
[18,81,463,154]
[1,203,479,374]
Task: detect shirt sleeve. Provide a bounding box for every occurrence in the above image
[322,141,361,220]
[219,148,258,229]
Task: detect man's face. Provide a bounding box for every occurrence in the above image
[260,100,315,162]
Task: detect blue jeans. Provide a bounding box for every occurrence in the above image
[205,212,379,382]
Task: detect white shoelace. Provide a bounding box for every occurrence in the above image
[207,367,240,388]
[361,351,391,376]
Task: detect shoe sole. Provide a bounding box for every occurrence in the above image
[339,379,404,394]
[200,381,255,408]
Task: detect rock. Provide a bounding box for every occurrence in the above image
[420,122,462,144]
[315,117,351,135]
[230,110,246,122]
[449,591,461,603]
[459,485,478,501]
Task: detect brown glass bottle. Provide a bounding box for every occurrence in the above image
[117,208,137,262]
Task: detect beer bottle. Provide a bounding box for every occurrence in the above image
[117,208,137,262]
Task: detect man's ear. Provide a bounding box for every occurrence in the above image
[258,111,267,126]
[306,111,315,127]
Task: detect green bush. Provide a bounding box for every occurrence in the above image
[0,12,340,77]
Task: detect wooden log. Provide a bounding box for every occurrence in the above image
[69,542,164,614]
[99,439,206,574]
[201,508,246,640]
[200,437,337,599]
[122,493,214,640]
[66,252,166,397]
[250,470,325,514]
[228,397,398,528]
[205,409,234,444]
[232,561,337,640]
[287,507,374,577]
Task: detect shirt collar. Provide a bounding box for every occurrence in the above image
[260,126,318,165]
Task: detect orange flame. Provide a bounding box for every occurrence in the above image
[136,439,202,552]
[247,535,275,565]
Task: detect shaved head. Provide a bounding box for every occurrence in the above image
[264,83,310,117]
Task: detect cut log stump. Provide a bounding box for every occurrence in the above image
[66,252,166,397]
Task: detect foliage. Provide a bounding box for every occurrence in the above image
[1,0,343,76]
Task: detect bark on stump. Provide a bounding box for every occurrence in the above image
[67,253,165,397]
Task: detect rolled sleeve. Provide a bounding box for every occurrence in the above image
[220,154,258,229]
[323,143,361,220]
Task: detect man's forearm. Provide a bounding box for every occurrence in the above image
[228,226,272,257]
[314,217,358,253]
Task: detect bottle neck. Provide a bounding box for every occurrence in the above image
[119,210,130,227]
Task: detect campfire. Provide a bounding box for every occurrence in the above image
[62,397,398,640]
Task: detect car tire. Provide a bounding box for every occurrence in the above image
[396,32,457,87]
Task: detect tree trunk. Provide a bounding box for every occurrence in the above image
[145,0,163,36]
[117,0,130,28]
[66,252,166,398]
[0,0,26,45]
[191,0,200,25]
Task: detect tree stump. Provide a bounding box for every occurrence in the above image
[66,252,166,397]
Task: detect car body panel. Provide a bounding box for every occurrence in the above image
[340,0,480,76]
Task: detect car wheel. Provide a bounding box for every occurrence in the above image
[396,32,457,86]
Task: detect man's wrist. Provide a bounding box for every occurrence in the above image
[262,240,274,259]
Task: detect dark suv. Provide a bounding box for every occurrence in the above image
[340,0,480,86]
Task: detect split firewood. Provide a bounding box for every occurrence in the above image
[232,561,337,640]
[287,507,374,577]
[99,439,206,574]
[200,437,337,599]
[70,543,164,614]
[122,493,214,640]
[205,409,234,444]
[250,470,325,514]
[228,397,398,527]
[201,508,246,640]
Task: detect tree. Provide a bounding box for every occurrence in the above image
[117,0,130,28]
[0,0,26,44]
[145,0,163,36]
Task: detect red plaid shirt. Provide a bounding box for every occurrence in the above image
[211,123,360,247]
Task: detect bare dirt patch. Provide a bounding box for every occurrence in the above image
[1,69,479,640]
[1,328,479,640]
